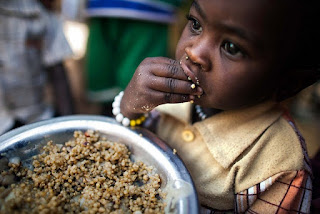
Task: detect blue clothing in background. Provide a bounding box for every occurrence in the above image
[86,0,182,23]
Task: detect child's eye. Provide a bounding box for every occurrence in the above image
[186,15,202,33]
[221,41,245,58]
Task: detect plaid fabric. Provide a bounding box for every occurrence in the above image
[199,112,313,213]
[236,170,312,213]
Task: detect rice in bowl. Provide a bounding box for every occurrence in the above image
[0,130,166,214]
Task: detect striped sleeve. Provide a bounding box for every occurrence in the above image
[235,170,312,213]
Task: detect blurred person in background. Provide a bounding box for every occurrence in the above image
[0,0,74,135]
[85,0,186,116]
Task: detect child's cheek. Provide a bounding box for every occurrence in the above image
[175,41,185,61]
[175,27,192,60]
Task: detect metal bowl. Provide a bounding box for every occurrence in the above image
[0,115,199,213]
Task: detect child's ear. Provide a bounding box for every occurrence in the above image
[275,67,320,102]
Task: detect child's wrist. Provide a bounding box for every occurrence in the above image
[112,91,148,127]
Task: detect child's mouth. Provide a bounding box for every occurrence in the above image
[180,60,199,86]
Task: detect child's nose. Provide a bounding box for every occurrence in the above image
[185,45,210,72]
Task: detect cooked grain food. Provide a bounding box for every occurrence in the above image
[0,130,166,213]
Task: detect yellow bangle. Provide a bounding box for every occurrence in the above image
[129,115,147,127]
[112,91,148,127]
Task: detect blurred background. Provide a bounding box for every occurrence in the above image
[1,0,319,159]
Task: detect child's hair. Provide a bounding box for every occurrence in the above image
[276,0,320,101]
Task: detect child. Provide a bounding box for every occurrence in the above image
[112,0,320,212]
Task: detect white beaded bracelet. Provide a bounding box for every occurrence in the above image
[112,91,147,127]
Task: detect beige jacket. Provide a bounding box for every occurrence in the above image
[156,101,312,213]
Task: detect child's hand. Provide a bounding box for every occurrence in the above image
[120,57,203,118]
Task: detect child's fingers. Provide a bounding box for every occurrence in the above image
[150,76,203,96]
[151,91,194,104]
[146,56,179,66]
[149,63,187,81]
[142,57,188,80]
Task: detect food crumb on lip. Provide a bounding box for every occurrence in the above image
[180,62,197,85]
[173,149,177,155]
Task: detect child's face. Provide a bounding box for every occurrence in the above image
[176,0,298,110]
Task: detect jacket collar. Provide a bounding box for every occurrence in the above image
[157,101,283,169]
